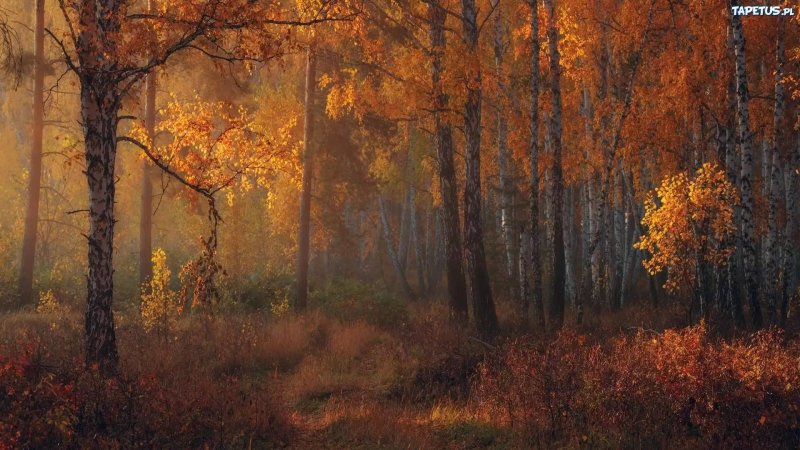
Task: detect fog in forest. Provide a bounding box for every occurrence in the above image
[0,0,799,448]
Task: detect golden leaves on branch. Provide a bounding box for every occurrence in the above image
[130,94,297,205]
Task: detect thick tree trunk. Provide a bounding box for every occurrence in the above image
[81,76,120,373]
[544,0,566,329]
[296,45,316,312]
[730,1,763,327]
[461,0,498,336]
[139,65,156,288]
[77,0,125,374]
[528,0,545,331]
[19,0,45,306]
[428,0,468,319]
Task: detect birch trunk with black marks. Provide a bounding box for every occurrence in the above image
[296,45,316,312]
[544,0,566,329]
[461,0,498,335]
[730,1,763,327]
[724,24,746,326]
[19,0,45,306]
[429,0,468,319]
[77,0,126,372]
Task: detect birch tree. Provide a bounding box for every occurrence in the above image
[729,0,763,327]
[49,0,346,372]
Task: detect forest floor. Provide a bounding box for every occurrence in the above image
[2,294,799,449]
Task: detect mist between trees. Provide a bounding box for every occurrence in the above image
[0,0,799,448]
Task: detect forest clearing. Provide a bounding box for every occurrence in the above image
[0,0,799,448]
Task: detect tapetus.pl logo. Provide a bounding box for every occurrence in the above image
[730,5,796,16]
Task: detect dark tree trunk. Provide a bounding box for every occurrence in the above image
[528,0,545,330]
[545,0,566,329]
[296,45,316,312]
[461,0,498,336]
[19,0,45,306]
[428,0,468,320]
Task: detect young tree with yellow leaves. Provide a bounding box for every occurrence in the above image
[637,163,739,320]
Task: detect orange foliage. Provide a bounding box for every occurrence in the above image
[636,163,739,293]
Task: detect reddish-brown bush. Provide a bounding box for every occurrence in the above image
[0,341,291,449]
[473,325,800,449]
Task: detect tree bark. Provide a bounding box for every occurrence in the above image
[461,0,498,336]
[785,138,799,326]
[75,0,126,373]
[528,0,545,331]
[770,15,786,324]
[544,0,566,329]
[730,0,763,327]
[19,0,45,306]
[428,0,468,320]
[296,44,316,312]
[724,23,746,327]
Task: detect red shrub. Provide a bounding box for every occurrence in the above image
[0,343,291,449]
[473,325,800,449]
